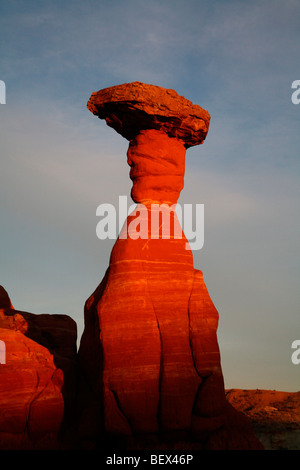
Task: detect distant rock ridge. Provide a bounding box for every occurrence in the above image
[226,389,300,450]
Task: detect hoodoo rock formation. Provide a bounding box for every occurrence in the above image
[77,82,263,450]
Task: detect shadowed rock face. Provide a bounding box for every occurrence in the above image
[77,82,263,450]
[0,286,14,309]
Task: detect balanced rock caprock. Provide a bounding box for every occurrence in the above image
[77,82,263,450]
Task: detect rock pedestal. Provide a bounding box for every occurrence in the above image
[77,82,263,450]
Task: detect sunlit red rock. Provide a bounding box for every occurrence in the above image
[127,129,186,204]
[87,81,210,148]
[78,82,263,450]
[0,328,64,449]
[0,287,77,449]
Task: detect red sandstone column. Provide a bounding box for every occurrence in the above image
[78,82,263,450]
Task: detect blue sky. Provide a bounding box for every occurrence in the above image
[1,0,299,391]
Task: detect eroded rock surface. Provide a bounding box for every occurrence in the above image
[87,81,210,148]
[0,287,77,449]
[77,82,263,450]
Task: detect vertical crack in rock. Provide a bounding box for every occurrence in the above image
[187,283,202,382]
[25,369,59,440]
[191,373,212,417]
[24,370,40,438]
[110,388,133,435]
[153,307,163,431]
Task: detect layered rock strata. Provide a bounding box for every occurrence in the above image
[78,82,263,450]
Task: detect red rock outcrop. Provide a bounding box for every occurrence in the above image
[77,82,263,450]
[226,389,300,450]
[0,287,77,449]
